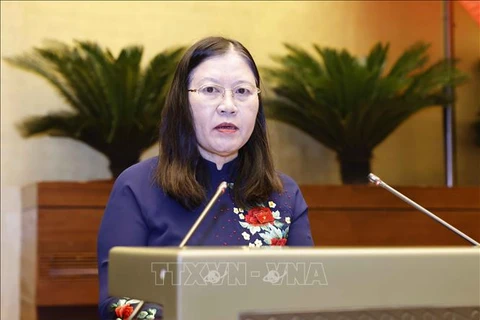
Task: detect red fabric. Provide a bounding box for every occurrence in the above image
[458,0,480,26]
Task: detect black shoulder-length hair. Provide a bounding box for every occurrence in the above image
[156,36,282,210]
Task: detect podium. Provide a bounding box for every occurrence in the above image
[109,247,480,320]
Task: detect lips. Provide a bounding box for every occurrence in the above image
[214,122,238,133]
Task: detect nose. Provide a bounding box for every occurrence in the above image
[217,91,238,115]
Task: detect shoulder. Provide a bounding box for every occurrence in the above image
[277,172,301,194]
[113,157,159,191]
[274,172,307,209]
[116,157,158,181]
[107,157,164,217]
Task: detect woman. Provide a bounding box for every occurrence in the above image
[97,36,313,320]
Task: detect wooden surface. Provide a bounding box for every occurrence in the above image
[22,180,113,209]
[301,185,480,246]
[21,207,38,320]
[21,181,111,320]
[21,181,480,320]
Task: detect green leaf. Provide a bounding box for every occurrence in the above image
[262,41,468,155]
[4,40,185,177]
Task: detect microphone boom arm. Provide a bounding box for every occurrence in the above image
[179,181,228,248]
[368,173,479,246]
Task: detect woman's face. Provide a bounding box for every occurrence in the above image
[188,51,259,169]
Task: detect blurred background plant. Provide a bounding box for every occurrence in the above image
[263,41,468,184]
[475,114,480,147]
[474,60,480,147]
[4,40,184,177]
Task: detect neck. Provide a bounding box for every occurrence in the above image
[198,148,238,170]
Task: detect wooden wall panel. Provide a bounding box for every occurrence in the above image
[37,280,99,306]
[36,180,113,208]
[37,209,103,253]
[300,185,480,246]
[21,182,480,320]
[21,208,38,320]
[301,185,480,209]
[21,182,111,320]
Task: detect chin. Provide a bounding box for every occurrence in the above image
[214,150,238,157]
[211,147,240,158]
[212,144,242,154]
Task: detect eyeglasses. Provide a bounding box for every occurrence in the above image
[188,84,261,103]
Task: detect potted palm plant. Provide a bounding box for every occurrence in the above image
[4,40,185,319]
[262,42,467,184]
[474,61,480,148]
[475,114,480,147]
[4,40,184,177]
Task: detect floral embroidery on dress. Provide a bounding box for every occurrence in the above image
[111,298,158,319]
[111,298,137,319]
[137,309,158,319]
[259,224,289,245]
[241,231,250,240]
[234,200,290,246]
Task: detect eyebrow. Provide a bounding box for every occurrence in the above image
[232,80,256,87]
[197,77,256,87]
[197,77,221,84]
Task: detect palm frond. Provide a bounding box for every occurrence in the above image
[17,111,91,138]
[135,47,185,120]
[4,40,185,177]
[406,58,467,96]
[4,50,87,116]
[387,42,430,78]
[264,99,342,151]
[262,41,467,156]
[366,42,389,75]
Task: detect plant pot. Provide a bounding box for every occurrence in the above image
[108,152,142,178]
[338,156,371,184]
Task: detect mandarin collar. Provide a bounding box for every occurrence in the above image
[200,156,239,183]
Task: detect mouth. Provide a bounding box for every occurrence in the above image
[214,122,239,133]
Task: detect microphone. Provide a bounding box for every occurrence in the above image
[368,173,479,246]
[179,181,228,248]
[126,181,229,319]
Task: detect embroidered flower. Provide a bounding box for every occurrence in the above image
[111,298,142,320]
[111,299,159,320]
[240,206,276,235]
[259,225,289,246]
[237,200,289,246]
[115,304,134,319]
[240,223,261,235]
[137,308,157,319]
[271,238,287,246]
[245,207,275,226]
[117,299,127,306]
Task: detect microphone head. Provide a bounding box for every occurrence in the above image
[368,173,381,185]
[218,181,228,194]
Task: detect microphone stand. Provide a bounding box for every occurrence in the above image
[127,181,228,319]
[368,173,479,246]
[179,181,228,248]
